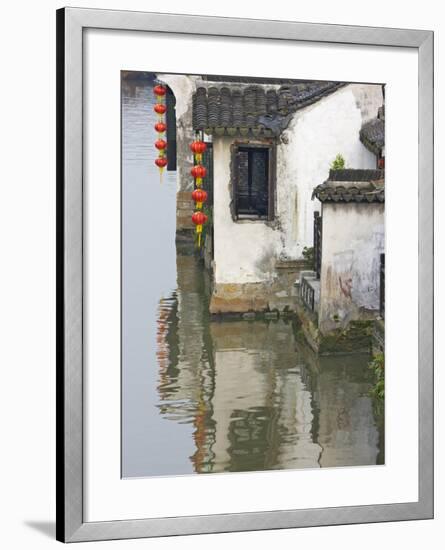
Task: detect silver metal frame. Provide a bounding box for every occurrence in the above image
[56,7,434,543]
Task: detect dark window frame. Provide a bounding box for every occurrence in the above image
[165,87,176,171]
[230,141,276,222]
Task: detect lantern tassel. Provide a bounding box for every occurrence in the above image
[196,224,203,248]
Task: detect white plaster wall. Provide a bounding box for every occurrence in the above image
[318,203,384,333]
[213,137,283,284]
[277,84,383,259]
[213,83,383,285]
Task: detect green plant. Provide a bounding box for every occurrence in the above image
[330,154,346,170]
[369,352,384,400]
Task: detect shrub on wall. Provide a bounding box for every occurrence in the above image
[330,154,346,170]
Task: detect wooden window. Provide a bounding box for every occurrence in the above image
[231,143,275,221]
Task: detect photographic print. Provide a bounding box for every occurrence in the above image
[121,71,385,478]
[56,10,433,541]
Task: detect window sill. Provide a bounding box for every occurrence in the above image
[233,215,277,227]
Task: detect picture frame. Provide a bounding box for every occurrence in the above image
[56,7,434,543]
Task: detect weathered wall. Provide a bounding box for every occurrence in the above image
[318,202,384,334]
[212,84,383,289]
[277,83,382,259]
[213,136,282,285]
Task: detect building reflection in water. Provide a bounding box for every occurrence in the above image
[155,249,383,475]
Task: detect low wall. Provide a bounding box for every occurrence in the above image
[318,202,384,334]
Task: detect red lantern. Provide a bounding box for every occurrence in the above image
[192,211,207,226]
[154,103,166,115]
[154,122,167,133]
[192,189,208,209]
[191,165,207,178]
[192,211,208,247]
[190,140,207,163]
[155,157,168,169]
[191,165,207,187]
[155,139,167,151]
[191,164,207,186]
[190,141,207,154]
[153,84,167,97]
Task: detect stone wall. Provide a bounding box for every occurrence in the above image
[176,190,194,231]
[209,259,309,314]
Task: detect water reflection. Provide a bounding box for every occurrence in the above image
[156,249,383,474]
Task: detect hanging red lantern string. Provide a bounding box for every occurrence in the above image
[190,134,208,247]
[153,82,168,181]
[192,211,208,248]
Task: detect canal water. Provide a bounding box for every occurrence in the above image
[121,74,384,478]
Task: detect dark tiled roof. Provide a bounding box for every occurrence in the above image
[328,169,384,182]
[312,169,385,203]
[192,81,345,137]
[201,75,317,85]
[360,117,385,155]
